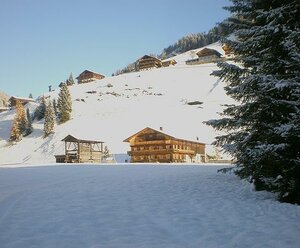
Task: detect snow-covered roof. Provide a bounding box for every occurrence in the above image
[10,96,35,102]
[61,134,104,144]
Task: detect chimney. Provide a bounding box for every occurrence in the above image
[159,127,163,131]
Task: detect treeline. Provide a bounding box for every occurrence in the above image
[114,23,229,75]
[160,24,229,59]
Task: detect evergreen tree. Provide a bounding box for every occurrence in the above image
[103,146,110,159]
[25,108,33,136]
[28,93,33,99]
[53,98,58,116]
[10,117,21,141]
[34,96,46,120]
[206,0,300,203]
[10,100,28,141]
[18,101,28,134]
[57,83,72,123]
[44,100,55,137]
[66,73,75,86]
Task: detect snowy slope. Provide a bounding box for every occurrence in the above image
[0,43,233,165]
[0,165,299,248]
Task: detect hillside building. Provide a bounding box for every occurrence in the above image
[9,96,35,107]
[162,59,177,67]
[137,55,162,71]
[186,48,224,65]
[76,70,105,84]
[55,135,104,163]
[124,127,206,163]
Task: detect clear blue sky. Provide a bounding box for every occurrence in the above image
[0,0,230,98]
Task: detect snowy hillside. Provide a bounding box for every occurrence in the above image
[0,42,234,165]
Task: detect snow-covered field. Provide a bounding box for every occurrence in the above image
[0,42,235,165]
[0,164,299,248]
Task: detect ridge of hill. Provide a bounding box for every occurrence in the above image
[0,42,233,165]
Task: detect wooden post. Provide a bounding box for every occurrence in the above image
[65,141,67,163]
[77,141,80,163]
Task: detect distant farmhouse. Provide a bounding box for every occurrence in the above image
[162,59,177,67]
[137,55,162,71]
[186,48,224,65]
[124,127,206,163]
[76,70,105,84]
[9,96,35,107]
[136,55,177,71]
[55,135,104,163]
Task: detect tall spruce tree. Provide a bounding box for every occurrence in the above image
[10,100,28,141]
[25,108,33,136]
[34,96,46,120]
[66,73,75,86]
[206,0,300,203]
[10,117,21,141]
[53,98,58,116]
[44,100,55,137]
[58,83,72,123]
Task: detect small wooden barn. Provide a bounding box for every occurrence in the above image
[9,96,35,107]
[162,59,177,67]
[137,55,162,71]
[124,127,206,163]
[76,70,105,84]
[55,135,104,163]
[186,48,223,65]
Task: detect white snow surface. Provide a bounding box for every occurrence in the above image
[0,164,299,248]
[0,43,233,164]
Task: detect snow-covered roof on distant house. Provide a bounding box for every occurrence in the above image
[10,96,35,102]
[196,48,222,58]
[76,70,105,79]
[124,127,206,145]
[61,134,104,144]
[138,55,161,61]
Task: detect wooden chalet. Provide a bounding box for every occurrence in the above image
[55,135,104,163]
[162,59,177,67]
[186,48,223,65]
[137,55,162,71]
[76,70,105,84]
[9,96,35,107]
[123,127,206,163]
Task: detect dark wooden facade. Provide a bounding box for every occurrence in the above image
[124,127,206,163]
[196,48,222,58]
[76,70,105,84]
[137,55,162,71]
[186,48,223,65]
[162,59,177,67]
[9,96,35,107]
[55,135,104,163]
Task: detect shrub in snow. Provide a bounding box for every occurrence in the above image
[206,0,300,204]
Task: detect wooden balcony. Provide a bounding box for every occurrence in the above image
[128,148,195,156]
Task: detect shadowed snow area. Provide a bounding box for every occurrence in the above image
[0,165,299,248]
